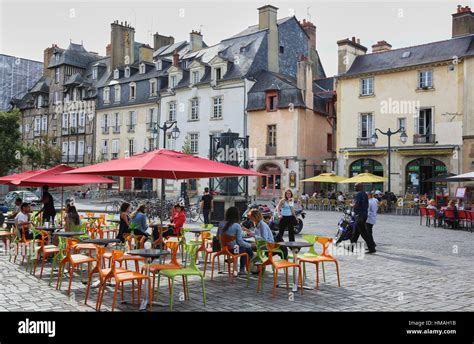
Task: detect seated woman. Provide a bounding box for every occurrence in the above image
[427,199,443,226]
[217,206,254,276]
[245,209,274,243]
[130,204,150,237]
[444,200,459,229]
[116,202,131,241]
[64,204,80,231]
[169,204,186,237]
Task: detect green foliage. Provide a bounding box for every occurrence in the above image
[181,135,193,154]
[0,110,22,176]
[22,135,61,169]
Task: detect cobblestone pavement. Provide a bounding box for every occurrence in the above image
[1,211,473,312]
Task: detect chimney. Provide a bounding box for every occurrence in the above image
[452,5,474,38]
[110,20,135,70]
[337,37,367,74]
[153,33,174,50]
[139,44,153,63]
[190,30,203,52]
[258,5,279,73]
[172,49,179,67]
[371,40,392,53]
[43,45,55,77]
[300,19,316,50]
[296,55,313,108]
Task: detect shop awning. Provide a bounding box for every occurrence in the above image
[398,148,453,156]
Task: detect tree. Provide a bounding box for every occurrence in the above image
[0,110,22,176]
[181,135,193,154]
[22,135,61,169]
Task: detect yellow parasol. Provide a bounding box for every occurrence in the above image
[302,173,347,183]
[338,172,387,184]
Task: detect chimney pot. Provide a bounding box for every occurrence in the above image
[452,5,474,38]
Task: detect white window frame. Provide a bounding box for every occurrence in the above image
[111,139,120,159]
[102,113,109,134]
[113,69,119,79]
[92,67,98,80]
[128,111,137,132]
[128,139,136,156]
[129,83,136,100]
[190,98,199,121]
[78,140,85,158]
[419,70,433,89]
[41,116,47,132]
[113,112,121,133]
[168,101,177,122]
[103,87,110,103]
[155,60,162,71]
[397,117,407,132]
[359,113,374,139]
[37,95,43,108]
[34,117,41,134]
[170,75,177,88]
[360,78,374,96]
[212,96,223,119]
[192,71,200,85]
[62,141,69,156]
[139,63,146,74]
[62,113,68,130]
[125,67,130,78]
[101,140,108,157]
[149,79,157,97]
[189,133,199,154]
[114,85,121,102]
[417,108,433,136]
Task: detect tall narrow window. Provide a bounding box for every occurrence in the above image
[114,85,121,102]
[129,83,136,100]
[327,133,333,152]
[360,78,374,96]
[113,112,121,133]
[360,113,373,138]
[128,139,136,156]
[215,67,222,81]
[149,79,157,96]
[190,98,199,120]
[192,71,200,84]
[55,68,60,83]
[168,102,177,122]
[102,113,109,134]
[189,133,199,154]
[212,96,223,119]
[419,70,433,89]
[266,91,278,112]
[111,139,120,159]
[103,87,110,103]
[128,111,136,132]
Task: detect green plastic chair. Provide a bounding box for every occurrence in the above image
[156,242,206,311]
[291,234,326,282]
[251,240,285,290]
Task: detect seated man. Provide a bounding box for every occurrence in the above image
[15,202,38,240]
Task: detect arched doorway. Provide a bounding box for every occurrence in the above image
[349,159,384,191]
[258,163,281,197]
[406,158,447,197]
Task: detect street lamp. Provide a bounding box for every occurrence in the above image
[371,127,407,193]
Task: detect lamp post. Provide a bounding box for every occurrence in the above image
[158,121,180,226]
[371,128,408,193]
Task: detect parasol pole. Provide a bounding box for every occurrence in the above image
[61,187,64,224]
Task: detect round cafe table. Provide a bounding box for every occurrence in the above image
[128,249,170,311]
[149,223,174,248]
[277,241,313,292]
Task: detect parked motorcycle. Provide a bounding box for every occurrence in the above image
[334,205,355,245]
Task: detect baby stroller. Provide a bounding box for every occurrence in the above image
[335,206,355,245]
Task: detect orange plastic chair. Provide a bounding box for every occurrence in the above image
[298,236,341,289]
[56,239,95,295]
[141,240,183,296]
[101,250,152,312]
[84,246,128,310]
[210,234,250,283]
[201,232,215,276]
[33,230,60,278]
[257,242,303,298]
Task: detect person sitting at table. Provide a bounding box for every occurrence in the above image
[15,202,39,240]
[456,199,465,210]
[116,202,131,241]
[217,206,254,276]
[130,204,150,237]
[64,204,80,232]
[245,209,273,243]
[169,204,186,236]
[426,199,443,226]
[444,200,459,229]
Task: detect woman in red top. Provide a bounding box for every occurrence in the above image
[171,204,186,236]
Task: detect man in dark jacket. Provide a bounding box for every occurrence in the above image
[350,183,376,253]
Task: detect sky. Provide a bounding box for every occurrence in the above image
[0,0,471,76]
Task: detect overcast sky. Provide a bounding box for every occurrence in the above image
[0,0,470,76]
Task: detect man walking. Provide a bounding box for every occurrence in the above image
[200,187,213,225]
[350,183,376,254]
[366,192,378,249]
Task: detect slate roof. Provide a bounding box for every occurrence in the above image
[343,34,474,77]
[229,17,294,39]
[246,70,305,111]
[48,42,103,69]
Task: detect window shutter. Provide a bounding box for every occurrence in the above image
[101,114,105,128]
[78,141,84,155]
[414,111,419,135]
[62,141,68,154]
[132,111,137,125]
[358,114,361,137]
[370,114,375,137]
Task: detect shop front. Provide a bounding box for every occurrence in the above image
[405,158,448,200]
[349,158,384,191]
[258,163,282,197]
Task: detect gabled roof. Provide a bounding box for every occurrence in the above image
[29,77,50,94]
[343,34,474,77]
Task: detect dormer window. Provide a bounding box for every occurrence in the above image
[37,95,43,108]
[125,67,130,78]
[129,82,136,100]
[113,69,119,79]
[215,68,222,81]
[156,60,162,71]
[103,87,110,103]
[192,71,200,85]
[266,91,278,112]
[55,54,60,63]
[139,63,146,74]
[92,67,98,80]
[114,85,121,102]
[149,79,157,96]
[170,75,178,88]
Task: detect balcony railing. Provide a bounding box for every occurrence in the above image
[414,134,436,144]
[266,144,277,156]
[357,137,375,147]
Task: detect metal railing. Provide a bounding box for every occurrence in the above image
[413,134,436,144]
[357,137,375,147]
[266,144,277,156]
